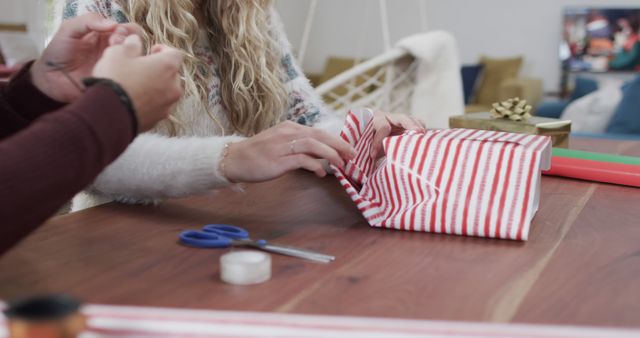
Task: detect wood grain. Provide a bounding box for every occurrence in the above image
[512,141,640,327]
[0,138,639,329]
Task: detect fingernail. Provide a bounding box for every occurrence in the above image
[111,35,124,44]
[124,34,141,45]
[115,26,127,34]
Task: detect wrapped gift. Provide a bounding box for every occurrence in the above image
[333,108,552,241]
[449,111,571,148]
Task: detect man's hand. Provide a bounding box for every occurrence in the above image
[93,35,184,132]
[31,13,143,103]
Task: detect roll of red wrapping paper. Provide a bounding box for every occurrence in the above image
[543,156,640,187]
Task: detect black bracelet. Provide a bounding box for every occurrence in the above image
[82,77,139,135]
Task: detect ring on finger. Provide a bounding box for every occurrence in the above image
[289,139,298,155]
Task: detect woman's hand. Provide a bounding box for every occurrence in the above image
[369,111,425,159]
[31,13,144,103]
[223,121,357,183]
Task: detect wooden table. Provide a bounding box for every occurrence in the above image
[1,138,639,329]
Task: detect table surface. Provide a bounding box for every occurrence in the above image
[1,138,639,329]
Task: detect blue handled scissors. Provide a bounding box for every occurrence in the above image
[179,224,335,263]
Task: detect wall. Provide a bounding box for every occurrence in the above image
[276,0,640,92]
[0,1,27,24]
[426,0,640,92]
[276,0,428,75]
[0,0,48,49]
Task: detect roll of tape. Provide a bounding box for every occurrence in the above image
[220,250,271,285]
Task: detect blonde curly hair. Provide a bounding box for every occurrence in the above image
[121,0,288,136]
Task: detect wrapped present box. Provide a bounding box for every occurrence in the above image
[334,108,552,241]
[449,112,571,148]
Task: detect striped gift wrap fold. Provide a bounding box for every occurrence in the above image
[332,108,552,241]
[2,302,638,337]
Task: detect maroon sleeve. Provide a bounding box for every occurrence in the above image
[0,84,135,255]
[0,61,66,138]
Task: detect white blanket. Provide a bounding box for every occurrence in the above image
[396,31,464,129]
[561,83,623,133]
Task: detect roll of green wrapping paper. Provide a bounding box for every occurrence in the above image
[552,148,640,166]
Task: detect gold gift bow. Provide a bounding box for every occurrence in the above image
[490,97,533,121]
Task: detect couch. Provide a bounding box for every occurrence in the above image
[536,76,599,119]
[462,56,543,114]
[539,75,640,137]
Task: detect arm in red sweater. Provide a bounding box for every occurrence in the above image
[0,62,66,138]
[0,76,135,255]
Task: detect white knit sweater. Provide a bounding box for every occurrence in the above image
[59,0,344,210]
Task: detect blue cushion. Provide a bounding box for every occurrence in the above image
[570,76,599,102]
[606,75,640,134]
[461,64,483,104]
[535,76,598,118]
[535,100,570,119]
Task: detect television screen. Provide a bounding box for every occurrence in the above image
[562,8,640,72]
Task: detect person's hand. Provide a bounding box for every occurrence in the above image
[369,111,425,159]
[223,121,357,183]
[92,35,184,132]
[31,13,143,102]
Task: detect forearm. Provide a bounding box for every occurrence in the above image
[0,85,134,255]
[87,133,246,204]
[0,62,65,137]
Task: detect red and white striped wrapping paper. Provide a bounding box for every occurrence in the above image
[1,303,638,337]
[333,108,552,241]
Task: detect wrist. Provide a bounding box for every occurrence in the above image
[30,60,57,101]
[219,142,238,184]
[5,61,65,119]
[83,77,139,135]
[30,59,80,103]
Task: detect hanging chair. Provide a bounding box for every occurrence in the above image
[315,48,419,116]
[297,0,428,116]
[298,0,463,129]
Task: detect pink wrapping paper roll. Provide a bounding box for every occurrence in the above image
[333,109,552,241]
